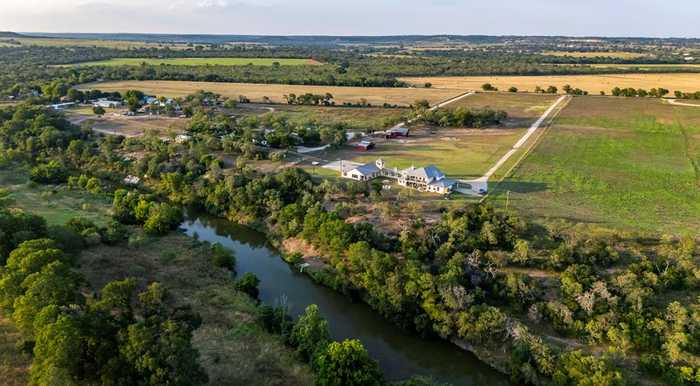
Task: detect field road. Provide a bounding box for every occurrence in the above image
[667,99,700,107]
[457,95,570,195]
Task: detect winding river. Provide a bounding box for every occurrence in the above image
[180,215,510,386]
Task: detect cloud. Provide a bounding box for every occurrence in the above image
[0,0,698,37]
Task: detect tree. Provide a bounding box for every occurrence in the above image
[553,351,625,386]
[12,260,85,336]
[235,272,260,300]
[314,339,383,386]
[482,83,498,91]
[30,161,68,184]
[93,105,105,116]
[289,304,330,362]
[508,87,519,93]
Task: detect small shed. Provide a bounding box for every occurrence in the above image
[355,140,375,151]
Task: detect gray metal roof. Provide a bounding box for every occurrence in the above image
[353,162,381,176]
[403,165,445,181]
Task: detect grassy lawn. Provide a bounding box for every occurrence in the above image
[0,316,30,386]
[0,167,112,226]
[490,96,700,234]
[80,232,313,386]
[62,57,321,67]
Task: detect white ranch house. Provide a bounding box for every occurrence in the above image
[341,159,457,194]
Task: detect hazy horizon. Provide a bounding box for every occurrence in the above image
[1,0,699,38]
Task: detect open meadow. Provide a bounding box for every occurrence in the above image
[0,167,112,226]
[489,96,700,234]
[401,73,700,95]
[79,80,465,106]
[268,105,408,130]
[62,57,321,67]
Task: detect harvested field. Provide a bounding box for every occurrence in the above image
[401,73,700,95]
[62,57,321,67]
[78,80,464,106]
[447,92,558,127]
[490,96,700,234]
[542,51,649,59]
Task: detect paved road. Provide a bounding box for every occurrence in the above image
[456,95,570,195]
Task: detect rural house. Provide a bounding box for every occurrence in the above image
[341,159,384,181]
[340,159,456,194]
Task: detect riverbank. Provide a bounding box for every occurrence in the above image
[182,214,512,385]
[279,237,514,378]
[79,230,314,386]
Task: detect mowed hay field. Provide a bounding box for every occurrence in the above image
[448,92,558,126]
[63,57,321,67]
[491,96,700,234]
[79,80,464,106]
[401,73,700,95]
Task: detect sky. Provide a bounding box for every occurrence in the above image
[0,0,698,37]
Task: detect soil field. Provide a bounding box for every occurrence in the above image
[67,110,189,138]
[78,80,465,107]
[401,73,700,95]
[490,96,700,234]
[62,57,321,67]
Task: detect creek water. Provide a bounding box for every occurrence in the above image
[180,215,510,386]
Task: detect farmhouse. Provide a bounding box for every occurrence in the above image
[94,98,123,108]
[341,159,384,181]
[398,165,456,194]
[340,159,456,194]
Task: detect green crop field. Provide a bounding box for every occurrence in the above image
[63,57,321,67]
[490,96,700,234]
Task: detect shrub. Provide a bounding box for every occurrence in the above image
[235,273,260,300]
[210,243,236,270]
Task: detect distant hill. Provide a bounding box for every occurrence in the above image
[0,31,24,38]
